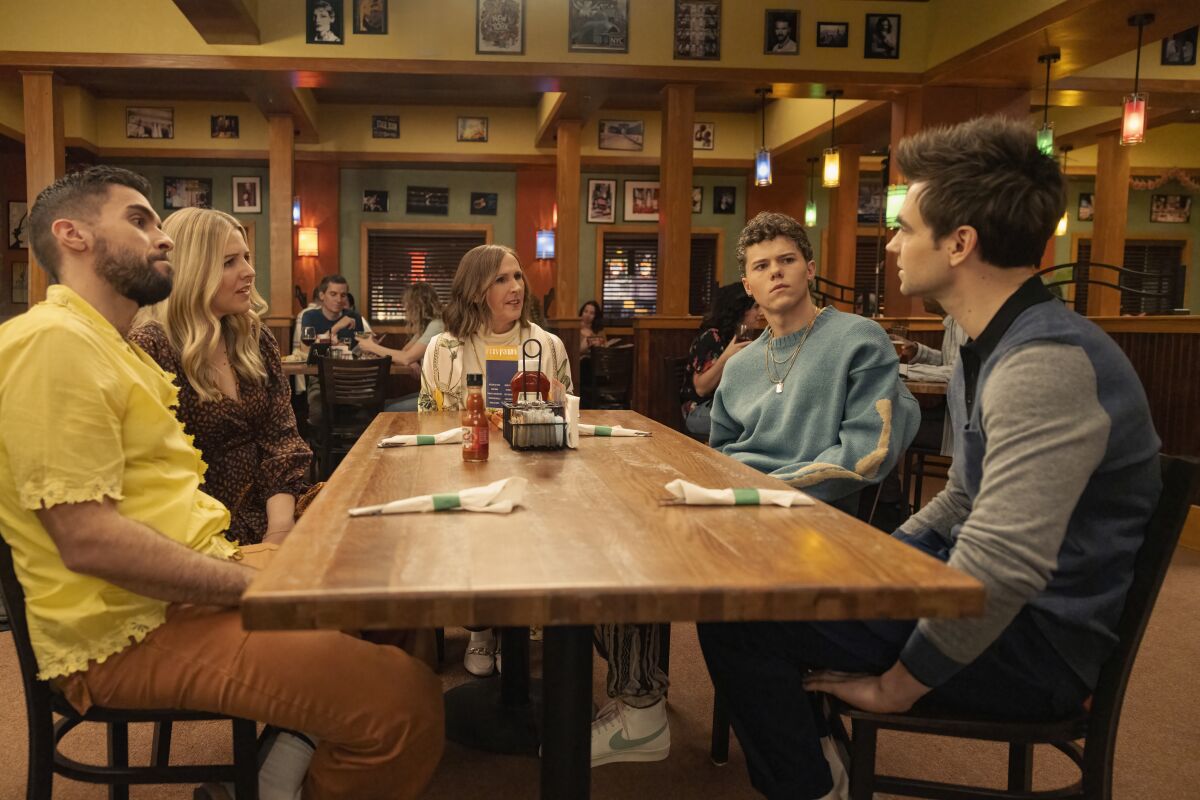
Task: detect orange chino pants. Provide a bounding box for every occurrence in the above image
[58,544,445,800]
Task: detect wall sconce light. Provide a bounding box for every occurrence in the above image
[1055,212,1069,237]
[804,156,818,227]
[754,87,772,187]
[1122,13,1154,146]
[822,89,843,188]
[885,184,908,229]
[1036,51,1061,156]
[536,229,556,260]
[297,227,319,257]
[292,196,301,226]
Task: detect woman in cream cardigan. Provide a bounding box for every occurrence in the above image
[418,244,572,414]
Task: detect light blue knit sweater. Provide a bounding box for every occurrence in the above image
[710,307,920,502]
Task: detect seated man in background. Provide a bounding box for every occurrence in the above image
[709,211,920,511]
[0,166,443,800]
[700,117,1161,800]
[299,273,371,424]
[892,297,968,456]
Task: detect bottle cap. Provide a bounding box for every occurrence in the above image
[466,373,483,386]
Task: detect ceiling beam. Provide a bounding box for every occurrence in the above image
[242,75,318,144]
[171,0,260,45]
[535,91,607,149]
[773,101,891,170]
[1045,77,1200,109]
[1055,107,1197,151]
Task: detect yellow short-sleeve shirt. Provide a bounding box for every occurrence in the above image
[0,286,237,680]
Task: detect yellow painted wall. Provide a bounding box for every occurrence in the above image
[0,0,992,73]
[301,104,548,154]
[578,109,754,161]
[1069,124,1200,169]
[766,98,866,151]
[0,80,23,138]
[62,86,97,145]
[1034,105,1123,136]
[92,99,269,150]
[1075,40,1200,80]
[925,0,1063,68]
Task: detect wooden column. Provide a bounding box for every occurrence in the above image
[21,71,65,305]
[553,120,581,318]
[266,114,295,342]
[658,84,695,316]
[824,143,861,291]
[1088,132,1130,317]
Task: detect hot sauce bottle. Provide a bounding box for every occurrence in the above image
[462,373,489,462]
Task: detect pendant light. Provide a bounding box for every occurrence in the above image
[1122,13,1154,145]
[754,88,773,187]
[805,157,818,227]
[1036,51,1061,156]
[1055,145,1073,237]
[822,89,843,188]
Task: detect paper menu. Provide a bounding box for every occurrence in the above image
[484,345,519,409]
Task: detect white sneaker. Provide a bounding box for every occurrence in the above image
[464,630,496,677]
[590,698,670,767]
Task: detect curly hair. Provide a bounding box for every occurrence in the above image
[701,282,757,342]
[895,115,1065,267]
[736,212,814,273]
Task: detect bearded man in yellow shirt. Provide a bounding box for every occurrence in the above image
[0,166,443,800]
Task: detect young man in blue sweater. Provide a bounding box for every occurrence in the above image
[709,211,920,510]
[699,117,1161,800]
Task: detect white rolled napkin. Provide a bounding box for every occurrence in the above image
[663,479,813,507]
[378,427,463,448]
[349,477,528,516]
[578,423,650,437]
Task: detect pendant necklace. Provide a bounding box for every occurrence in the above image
[764,307,824,394]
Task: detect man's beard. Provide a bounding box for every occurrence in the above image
[95,239,173,307]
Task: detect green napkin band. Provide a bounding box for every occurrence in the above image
[593,425,613,436]
[432,493,462,511]
[416,435,436,445]
[732,488,761,505]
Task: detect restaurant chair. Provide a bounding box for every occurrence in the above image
[315,355,391,479]
[0,534,261,800]
[827,453,1198,800]
[585,346,635,409]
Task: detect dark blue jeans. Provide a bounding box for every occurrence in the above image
[697,532,1090,800]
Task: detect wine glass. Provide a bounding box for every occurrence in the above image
[300,326,317,348]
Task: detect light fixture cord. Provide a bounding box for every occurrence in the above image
[831,95,837,148]
[1134,19,1145,95]
[1043,58,1052,126]
[760,90,767,148]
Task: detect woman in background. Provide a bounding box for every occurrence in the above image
[680,282,760,438]
[359,282,445,412]
[578,299,605,357]
[130,208,312,546]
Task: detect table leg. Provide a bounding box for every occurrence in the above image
[541,625,592,800]
[444,626,540,755]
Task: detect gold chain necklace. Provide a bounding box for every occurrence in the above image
[764,307,824,395]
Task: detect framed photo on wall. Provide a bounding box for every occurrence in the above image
[406,186,449,215]
[817,21,848,48]
[1078,193,1094,221]
[11,261,27,304]
[232,177,262,214]
[1150,194,1192,224]
[693,121,715,150]
[691,186,703,214]
[599,119,644,151]
[352,0,387,34]
[623,181,660,222]
[674,0,721,61]
[713,186,736,214]
[470,192,498,215]
[457,116,489,142]
[8,201,28,249]
[1161,26,1197,66]
[587,179,616,224]
[476,0,524,55]
[865,13,900,59]
[306,0,344,44]
[569,0,628,53]
[211,115,239,139]
[126,106,174,139]
[764,9,798,54]
[164,177,213,210]
[362,190,389,212]
[372,115,399,138]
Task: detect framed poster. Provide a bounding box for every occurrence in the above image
[691,186,703,214]
[674,0,721,60]
[211,115,239,139]
[372,115,400,138]
[817,21,848,48]
[587,179,616,224]
[363,190,389,212]
[11,261,27,303]
[352,0,387,34]
[693,121,715,150]
[126,107,174,139]
[569,0,628,53]
[8,201,28,249]
[865,13,900,59]
[764,9,798,54]
[306,0,344,44]
[406,186,449,215]
[477,0,524,55]
[599,119,644,151]
[623,180,660,222]
[1078,193,1094,221]
[470,192,498,215]
[713,186,736,214]
[232,177,262,214]
[1150,194,1191,224]
[164,177,213,210]
[457,116,489,142]
[1161,26,1197,66]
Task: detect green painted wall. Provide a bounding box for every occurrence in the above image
[110,163,272,301]
[1055,177,1198,312]
[577,172,748,309]
[338,168,517,299]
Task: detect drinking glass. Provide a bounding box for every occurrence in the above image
[300,326,317,347]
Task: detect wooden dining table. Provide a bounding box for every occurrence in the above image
[280,359,411,377]
[903,379,949,397]
[242,410,983,799]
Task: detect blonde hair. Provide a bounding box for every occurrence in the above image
[403,282,443,336]
[442,244,530,339]
[138,207,268,402]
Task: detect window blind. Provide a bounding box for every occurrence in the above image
[689,236,718,316]
[600,233,720,321]
[365,229,487,323]
[1076,238,1185,314]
